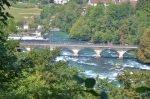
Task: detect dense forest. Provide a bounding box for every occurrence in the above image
[0,0,150,98]
[40,0,150,45]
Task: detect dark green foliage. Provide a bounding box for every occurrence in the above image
[73,74,85,84]
[0,0,13,25]
[136,0,150,10]
[84,89,99,96]
[69,17,92,41]
[136,86,150,93]
[39,1,149,45]
[7,49,102,99]
[40,0,83,32]
[0,30,18,90]
[100,91,109,99]
[117,69,150,98]
[85,78,96,88]
[137,28,150,63]
[69,2,142,44]
[0,0,18,91]
[69,2,149,45]
[107,3,135,20]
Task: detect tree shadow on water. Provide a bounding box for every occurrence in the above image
[100,91,109,99]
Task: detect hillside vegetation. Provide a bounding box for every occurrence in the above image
[0,0,149,98]
[41,0,150,45]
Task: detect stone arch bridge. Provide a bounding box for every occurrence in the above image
[20,42,138,59]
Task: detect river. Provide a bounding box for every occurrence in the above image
[21,31,150,82]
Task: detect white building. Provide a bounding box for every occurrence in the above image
[88,0,138,7]
[54,0,69,4]
[37,25,42,30]
[23,25,29,30]
[88,0,100,6]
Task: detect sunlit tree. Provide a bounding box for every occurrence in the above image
[137,28,150,64]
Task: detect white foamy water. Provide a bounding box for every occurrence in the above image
[83,70,98,78]
[122,60,150,70]
[83,70,119,81]
[140,65,150,70]
[78,61,97,66]
[55,56,67,62]
[55,54,150,81]
[55,56,79,62]
[60,51,73,56]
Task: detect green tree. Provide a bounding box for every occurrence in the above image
[136,0,150,10]
[7,48,98,98]
[0,0,19,93]
[106,3,135,20]
[117,69,150,98]
[137,28,150,64]
[91,31,104,43]
[69,17,92,40]
[118,24,128,45]
[50,0,82,32]
[0,0,12,25]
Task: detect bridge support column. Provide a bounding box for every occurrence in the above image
[26,47,31,51]
[95,50,102,58]
[72,49,79,57]
[118,50,126,59]
[50,47,55,51]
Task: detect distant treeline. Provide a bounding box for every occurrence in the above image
[40,0,150,45]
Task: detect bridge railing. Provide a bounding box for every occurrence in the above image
[20,41,138,48]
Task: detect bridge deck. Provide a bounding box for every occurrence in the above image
[20,42,138,50]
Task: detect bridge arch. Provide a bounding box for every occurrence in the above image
[78,48,96,57]
[123,49,137,59]
[60,48,74,56]
[100,49,119,58]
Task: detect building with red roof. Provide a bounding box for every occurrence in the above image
[88,0,101,6]
[88,0,138,7]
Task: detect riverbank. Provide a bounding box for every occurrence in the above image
[8,31,47,40]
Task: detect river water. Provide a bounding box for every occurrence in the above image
[21,32,150,82]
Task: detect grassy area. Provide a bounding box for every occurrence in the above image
[6,7,42,22]
[12,2,37,8]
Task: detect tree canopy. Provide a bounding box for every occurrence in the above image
[40,1,150,45]
[0,0,150,98]
[137,28,150,64]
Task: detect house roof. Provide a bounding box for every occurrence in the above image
[89,0,138,6]
[90,0,100,3]
[130,0,138,7]
[101,0,109,3]
[90,0,110,4]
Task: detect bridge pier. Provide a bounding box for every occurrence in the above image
[95,50,102,58]
[50,47,55,51]
[117,50,126,59]
[72,49,79,57]
[26,47,31,51]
